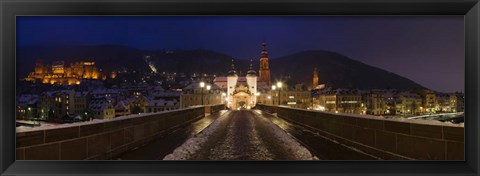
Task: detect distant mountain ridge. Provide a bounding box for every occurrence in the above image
[270,50,425,90]
[17,45,425,91]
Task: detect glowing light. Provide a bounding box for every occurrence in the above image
[271,85,276,90]
[206,85,211,90]
[200,82,205,88]
[276,82,282,88]
[316,105,325,111]
[340,101,358,104]
[267,96,271,99]
[147,61,158,74]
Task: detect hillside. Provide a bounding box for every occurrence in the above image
[270,50,425,90]
[17,45,425,90]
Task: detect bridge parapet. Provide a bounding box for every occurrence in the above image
[16,105,223,160]
[204,104,226,114]
[257,104,464,160]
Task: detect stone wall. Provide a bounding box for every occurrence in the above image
[257,104,464,160]
[16,106,208,160]
[209,104,226,114]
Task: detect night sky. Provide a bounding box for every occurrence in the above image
[16,16,464,92]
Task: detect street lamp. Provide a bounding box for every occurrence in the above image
[277,82,283,105]
[271,85,276,105]
[200,82,205,105]
[222,92,226,104]
[206,85,211,105]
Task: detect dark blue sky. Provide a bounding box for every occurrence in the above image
[17,16,464,92]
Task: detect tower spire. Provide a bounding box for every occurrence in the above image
[247,59,257,76]
[261,42,268,58]
[228,59,237,77]
[258,42,271,86]
[249,59,253,70]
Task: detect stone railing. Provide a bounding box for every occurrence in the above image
[16,106,209,160]
[208,104,226,114]
[257,104,464,160]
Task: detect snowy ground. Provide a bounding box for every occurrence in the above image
[163,110,317,160]
[16,119,105,132]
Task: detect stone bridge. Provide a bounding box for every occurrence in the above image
[16,104,463,160]
[256,104,464,160]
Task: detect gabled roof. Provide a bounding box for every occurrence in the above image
[18,94,39,105]
[89,98,114,112]
[147,98,179,107]
[183,82,221,90]
[115,100,130,110]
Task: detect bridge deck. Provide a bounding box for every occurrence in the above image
[164,110,315,160]
[116,111,225,160]
[119,110,316,160]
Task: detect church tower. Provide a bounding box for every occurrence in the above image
[246,59,258,105]
[258,42,271,86]
[313,67,319,88]
[227,59,238,99]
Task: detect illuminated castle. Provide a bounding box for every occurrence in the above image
[25,60,103,85]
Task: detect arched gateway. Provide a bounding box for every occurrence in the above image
[212,43,272,110]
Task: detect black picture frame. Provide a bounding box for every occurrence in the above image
[1,0,479,175]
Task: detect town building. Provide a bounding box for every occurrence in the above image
[180,81,223,108]
[16,94,39,120]
[51,90,76,118]
[88,97,115,120]
[73,91,91,115]
[114,100,131,117]
[455,92,465,112]
[414,89,438,113]
[146,99,180,113]
[393,91,423,115]
[314,88,365,114]
[128,95,149,114]
[365,90,387,115]
[270,83,311,108]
